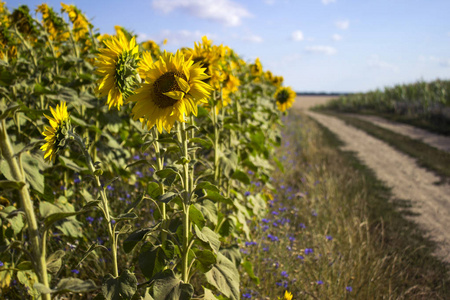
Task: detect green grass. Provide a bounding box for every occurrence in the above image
[241,111,449,299]
[316,117,450,299]
[346,109,450,137]
[319,111,450,182]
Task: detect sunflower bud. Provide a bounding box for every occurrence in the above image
[115,49,140,99]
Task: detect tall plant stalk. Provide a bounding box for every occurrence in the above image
[152,127,167,242]
[0,120,51,300]
[70,133,119,277]
[177,122,192,283]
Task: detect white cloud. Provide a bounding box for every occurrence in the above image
[305,45,337,55]
[322,0,336,5]
[367,55,398,72]
[145,29,215,46]
[332,33,342,41]
[291,30,304,41]
[136,33,150,43]
[152,0,251,26]
[242,34,263,43]
[335,20,349,30]
[230,32,263,43]
[264,0,276,4]
[420,55,450,68]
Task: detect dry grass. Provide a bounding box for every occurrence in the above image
[240,110,449,299]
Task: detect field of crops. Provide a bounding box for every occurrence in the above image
[317,80,450,135]
[0,2,299,299]
[4,2,450,300]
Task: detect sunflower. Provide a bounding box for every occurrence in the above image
[274,86,296,112]
[183,36,220,80]
[95,31,140,110]
[250,57,263,77]
[36,4,69,42]
[141,39,161,59]
[127,50,213,133]
[41,101,71,163]
[60,3,90,42]
[284,291,293,300]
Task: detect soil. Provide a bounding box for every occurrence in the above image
[293,96,450,262]
[349,114,450,152]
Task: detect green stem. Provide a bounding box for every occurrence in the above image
[70,133,119,277]
[177,122,191,283]
[234,98,241,160]
[152,127,166,242]
[212,92,220,183]
[0,120,51,300]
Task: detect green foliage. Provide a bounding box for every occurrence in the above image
[0,2,287,299]
[102,270,138,300]
[317,79,450,134]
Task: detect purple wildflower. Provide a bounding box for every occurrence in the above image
[305,248,313,255]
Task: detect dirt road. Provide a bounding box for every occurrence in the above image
[349,114,450,152]
[304,109,450,262]
[293,95,339,110]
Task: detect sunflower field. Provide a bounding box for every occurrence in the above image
[0,2,296,299]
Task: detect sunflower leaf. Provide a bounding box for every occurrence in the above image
[204,253,240,300]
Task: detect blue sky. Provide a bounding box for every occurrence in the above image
[7,0,450,92]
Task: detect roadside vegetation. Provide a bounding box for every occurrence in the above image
[242,111,450,299]
[316,79,450,135]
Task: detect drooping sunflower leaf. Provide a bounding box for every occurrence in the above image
[194,225,220,254]
[152,269,194,300]
[123,223,161,253]
[202,287,219,300]
[0,180,25,190]
[189,204,206,229]
[194,200,218,225]
[102,270,137,300]
[138,243,167,279]
[0,206,25,235]
[46,250,65,274]
[231,170,251,185]
[34,277,98,294]
[193,249,217,273]
[195,181,220,193]
[204,253,240,300]
[242,259,260,284]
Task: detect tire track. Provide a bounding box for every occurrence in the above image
[306,110,450,262]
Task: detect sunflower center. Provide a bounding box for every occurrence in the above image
[276,89,290,104]
[153,71,187,108]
